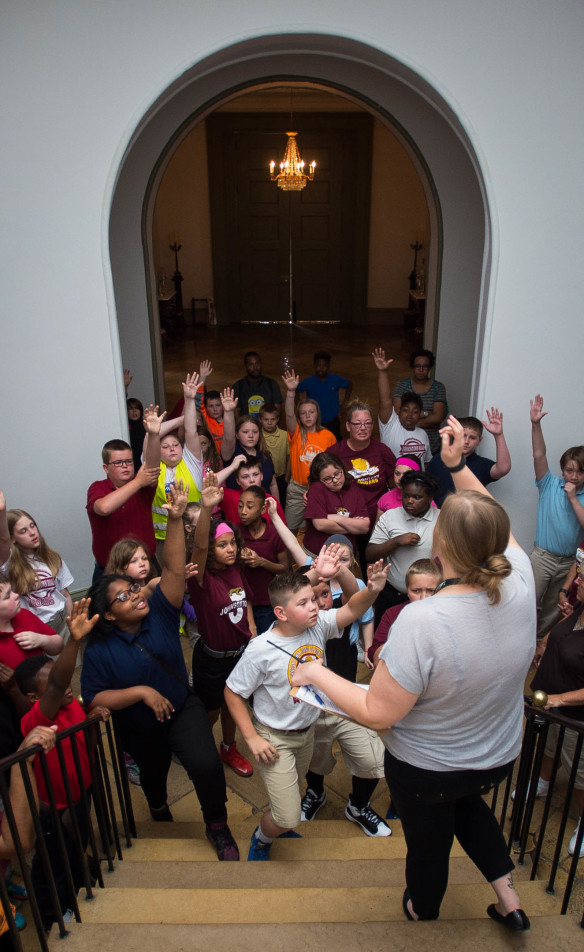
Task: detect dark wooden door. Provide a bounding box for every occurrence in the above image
[208,114,372,325]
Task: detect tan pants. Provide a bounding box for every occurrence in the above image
[254,720,316,828]
[309,711,385,778]
[284,480,308,535]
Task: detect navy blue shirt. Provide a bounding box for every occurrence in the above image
[224,443,275,491]
[428,452,495,507]
[298,373,350,423]
[81,586,187,731]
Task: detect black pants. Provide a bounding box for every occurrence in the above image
[120,694,227,825]
[31,793,91,927]
[384,750,515,920]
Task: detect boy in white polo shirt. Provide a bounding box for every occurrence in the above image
[224,559,388,860]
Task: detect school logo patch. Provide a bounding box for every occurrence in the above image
[348,457,380,485]
[287,644,324,683]
[219,587,247,625]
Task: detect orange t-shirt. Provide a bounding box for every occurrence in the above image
[289,425,336,485]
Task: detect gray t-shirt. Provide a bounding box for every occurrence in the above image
[378,547,535,770]
[226,610,341,731]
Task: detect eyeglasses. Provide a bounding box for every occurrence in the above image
[348,421,373,429]
[321,470,344,485]
[108,581,142,608]
[108,459,134,468]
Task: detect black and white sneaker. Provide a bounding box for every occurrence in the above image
[300,788,327,821]
[345,801,392,837]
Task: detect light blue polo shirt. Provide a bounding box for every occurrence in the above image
[535,470,584,555]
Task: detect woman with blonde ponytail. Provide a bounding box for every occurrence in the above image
[291,415,536,932]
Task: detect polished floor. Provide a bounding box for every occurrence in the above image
[162,320,413,424]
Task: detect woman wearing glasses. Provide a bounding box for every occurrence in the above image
[302,453,370,558]
[393,349,447,455]
[81,481,240,861]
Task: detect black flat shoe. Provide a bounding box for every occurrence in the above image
[487,904,530,931]
[402,888,415,921]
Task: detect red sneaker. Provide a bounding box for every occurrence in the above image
[220,742,253,777]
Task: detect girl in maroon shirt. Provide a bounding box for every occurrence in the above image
[187,474,257,778]
[303,453,370,556]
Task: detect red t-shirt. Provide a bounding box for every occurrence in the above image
[187,566,254,651]
[220,488,286,525]
[239,520,287,606]
[303,480,370,554]
[86,477,156,567]
[21,698,92,808]
[367,602,408,664]
[0,609,58,668]
[328,439,396,519]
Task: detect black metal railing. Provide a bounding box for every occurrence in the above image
[0,713,135,952]
[494,702,584,925]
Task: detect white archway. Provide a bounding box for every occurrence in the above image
[109,34,490,416]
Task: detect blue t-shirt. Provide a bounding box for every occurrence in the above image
[535,470,584,556]
[428,452,495,507]
[298,373,350,422]
[81,586,187,731]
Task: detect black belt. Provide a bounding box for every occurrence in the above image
[200,641,246,659]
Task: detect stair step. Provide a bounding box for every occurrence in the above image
[74,881,560,925]
[132,817,393,839]
[104,854,533,889]
[54,916,584,952]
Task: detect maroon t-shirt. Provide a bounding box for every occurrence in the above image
[187,566,254,651]
[87,478,156,567]
[328,439,396,520]
[367,602,408,664]
[239,520,287,606]
[0,609,58,668]
[303,480,370,554]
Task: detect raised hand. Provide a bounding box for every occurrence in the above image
[366,559,389,595]
[372,347,393,372]
[0,490,6,512]
[201,472,224,510]
[123,368,133,391]
[162,479,189,520]
[265,496,278,519]
[482,407,504,436]
[143,403,167,435]
[313,543,341,580]
[67,598,100,642]
[198,359,213,383]
[220,387,238,414]
[530,394,547,424]
[282,369,299,392]
[182,371,201,401]
[439,414,465,469]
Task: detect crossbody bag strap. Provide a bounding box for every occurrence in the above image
[134,640,193,694]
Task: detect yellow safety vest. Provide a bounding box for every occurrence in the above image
[152,458,201,539]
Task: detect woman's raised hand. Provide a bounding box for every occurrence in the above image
[162,479,189,519]
[220,387,238,414]
[182,371,201,400]
[371,347,393,371]
[282,369,299,391]
[143,404,167,435]
[439,414,465,468]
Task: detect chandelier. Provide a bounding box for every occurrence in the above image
[269,132,316,191]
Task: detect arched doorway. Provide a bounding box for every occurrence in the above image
[109,34,490,416]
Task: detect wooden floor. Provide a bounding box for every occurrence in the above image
[162,321,414,420]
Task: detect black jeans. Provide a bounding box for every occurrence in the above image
[31,793,91,927]
[120,694,227,825]
[384,750,515,920]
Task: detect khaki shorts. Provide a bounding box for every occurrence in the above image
[309,711,385,779]
[254,719,316,828]
[544,719,584,790]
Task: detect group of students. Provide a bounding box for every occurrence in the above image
[1,344,584,936]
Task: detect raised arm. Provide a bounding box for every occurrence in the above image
[216,453,247,486]
[334,560,388,629]
[220,388,238,461]
[191,473,223,585]
[265,496,305,565]
[0,491,11,566]
[92,464,159,516]
[282,370,299,437]
[482,407,511,479]
[372,348,394,425]
[39,599,98,720]
[159,480,189,606]
[440,415,521,548]
[530,394,549,482]
[182,371,202,459]
[142,404,165,468]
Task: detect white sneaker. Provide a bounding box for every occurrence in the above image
[356,644,366,663]
[510,777,549,802]
[568,820,584,857]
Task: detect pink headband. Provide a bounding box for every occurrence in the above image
[215,522,233,538]
[396,457,421,471]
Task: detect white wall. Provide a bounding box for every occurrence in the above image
[1,1,583,588]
